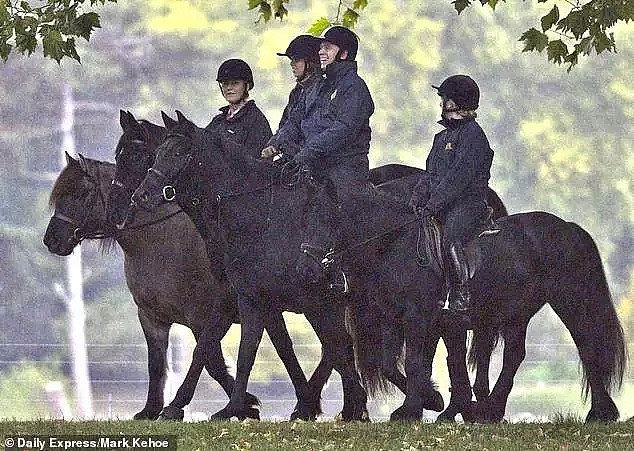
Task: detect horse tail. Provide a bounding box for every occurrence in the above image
[549,222,627,401]
[345,297,396,398]
[467,325,502,372]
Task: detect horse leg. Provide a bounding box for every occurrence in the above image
[264,311,319,421]
[390,305,437,421]
[380,319,406,393]
[380,318,445,413]
[159,315,260,421]
[134,309,170,420]
[303,351,330,419]
[471,326,496,403]
[474,321,528,423]
[210,296,265,421]
[437,319,473,422]
[306,310,369,421]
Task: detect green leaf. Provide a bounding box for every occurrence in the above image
[452,0,471,14]
[248,0,263,10]
[307,17,331,36]
[19,1,32,13]
[274,4,288,20]
[256,2,272,23]
[352,0,368,10]
[557,10,589,39]
[64,36,81,63]
[564,49,578,72]
[73,12,101,41]
[601,5,619,27]
[0,2,9,24]
[519,27,549,52]
[546,39,568,64]
[42,29,65,63]
[575,36,593,55]
[15,31,37,55]
[0,39,12,62]
[541,5,559,32]
[272,0,288,20]
[593,30,615,54]
[342,8,359,29]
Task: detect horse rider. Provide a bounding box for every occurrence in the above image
[277,34,323,130]
[408,75,494,317]
[261,26,375,289]
[206,58,272,158]
[262,34,323,159]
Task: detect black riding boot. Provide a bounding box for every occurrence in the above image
[448,242,471,313]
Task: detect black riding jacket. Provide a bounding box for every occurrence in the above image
[271,60,374,161]
[278,73,323,130]
[205,99,272,158]
[414,117,493,215]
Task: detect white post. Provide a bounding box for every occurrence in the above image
[61,83,94,419]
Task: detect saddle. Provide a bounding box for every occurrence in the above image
[416,206,500,280]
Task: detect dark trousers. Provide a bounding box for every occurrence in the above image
[441,195,488,248]
[306,155,370,248]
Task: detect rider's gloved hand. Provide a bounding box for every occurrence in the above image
[261,145,279,159]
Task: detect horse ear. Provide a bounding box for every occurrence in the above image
[175,110,197,136]
[65,151,78,166]
[120,110,139,131]
[161,111,178,129]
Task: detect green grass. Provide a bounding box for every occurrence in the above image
[1,419,634,450]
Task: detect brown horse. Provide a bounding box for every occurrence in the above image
[44,153,265,420]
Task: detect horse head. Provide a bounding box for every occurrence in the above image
[44,153,113,255]
[107,110,169,228]
[130,111,202,212]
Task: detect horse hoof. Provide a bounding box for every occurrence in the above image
[157,405,184,421]
[461,402,478,423]
[390,405,422,421]
[210,407,233,421]
[425,390,445,412]
[238,408,261,421]
[290,408,317,422]
[338,407,370,422]
[133,409,161,420]
[436,410,457,423]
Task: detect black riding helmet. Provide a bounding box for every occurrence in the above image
[321,26,359,61]
[277,35,321,61]
[216,58,254,89]
[432,75,480,111]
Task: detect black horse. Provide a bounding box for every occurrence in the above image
[130,112,626,422]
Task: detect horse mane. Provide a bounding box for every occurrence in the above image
[49,163,84,209]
